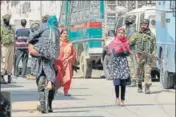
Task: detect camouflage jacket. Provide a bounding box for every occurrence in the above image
[130,29,156,56]
[0,24,15,46]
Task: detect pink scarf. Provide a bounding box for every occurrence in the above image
[108,27,130,53]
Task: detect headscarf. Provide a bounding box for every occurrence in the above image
[47,15,58,43]
[108,27,130,53]
[47,15,58,31]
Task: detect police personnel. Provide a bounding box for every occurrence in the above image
[130,19,156,94]
[0,14,15,84]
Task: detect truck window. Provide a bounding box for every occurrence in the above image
[140,13,145,23]
[116,17,124,29]
[125,15,137,23]
[125,15,137,31]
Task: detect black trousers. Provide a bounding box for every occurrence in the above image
[36,71,55,109]
[115,80,126,101]
[14,49,28,77]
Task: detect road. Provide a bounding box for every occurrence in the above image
[1,70,175,117]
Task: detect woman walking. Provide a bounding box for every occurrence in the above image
[55,29,76,96]
[28,15,60,113]
[108,27,130,106]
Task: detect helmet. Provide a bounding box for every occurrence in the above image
[140,19,149,24]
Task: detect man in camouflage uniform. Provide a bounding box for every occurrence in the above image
[130,19,156,94]
[125,17,137,87]
[0,14,15,84]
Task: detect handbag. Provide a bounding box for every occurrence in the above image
[126,76,131,85]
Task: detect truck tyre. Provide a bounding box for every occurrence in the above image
[103,55,111,80]
[79,51,92,78]
[160,52,174,89]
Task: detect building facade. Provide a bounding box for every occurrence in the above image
[1,1,62,28]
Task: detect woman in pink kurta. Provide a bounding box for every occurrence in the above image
[55,29,76,96]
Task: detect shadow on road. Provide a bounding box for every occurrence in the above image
[151,89,175,94]
[1,83,23,89]
[11,90,85,103]
[124,103,175,106]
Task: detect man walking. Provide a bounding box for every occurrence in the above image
[0,14,15,84]
[14,19,30,78]
[130,19,156,94]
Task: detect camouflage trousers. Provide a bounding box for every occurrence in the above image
[136,53,152,86]
[1,44,14,75]
[128,53,137,83]
[36,75,55,110]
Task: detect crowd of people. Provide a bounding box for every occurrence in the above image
[0,13,157,114]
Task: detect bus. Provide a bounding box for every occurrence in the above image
[156,1,175,89]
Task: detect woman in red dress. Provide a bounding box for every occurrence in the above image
[55,29,76,96]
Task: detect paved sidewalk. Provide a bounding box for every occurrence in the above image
[2,78,175,117]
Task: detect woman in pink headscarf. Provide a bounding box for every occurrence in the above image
[108,27,130,106]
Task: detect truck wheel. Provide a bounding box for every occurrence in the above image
[160,71,174,89]
[103,55,111,80]
[79,52,92,78]
[160,52,174,89]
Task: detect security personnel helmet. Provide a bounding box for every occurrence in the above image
[140,19,149,24]
[2,14,11,21]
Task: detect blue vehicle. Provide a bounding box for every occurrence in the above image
[156,1,175,89]
[59,1,121,78]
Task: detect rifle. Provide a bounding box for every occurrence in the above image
[130,50,165,64]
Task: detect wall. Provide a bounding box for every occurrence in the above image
[1,1,62,27]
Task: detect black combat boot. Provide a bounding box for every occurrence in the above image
[47,88,55,113]
[145,85,151,94]
[137,84,142,93]
[47,99,53,112]
[39,92,47,114]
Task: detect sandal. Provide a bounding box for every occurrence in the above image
[116,98,120,105]
[120,100,125,106]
